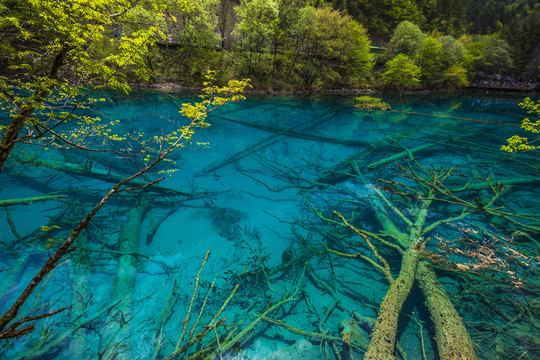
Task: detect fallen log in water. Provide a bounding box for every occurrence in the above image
[366,143,436,169]
[316,139,403,185]
[13,154,208,198]
[69,210,92,357]
[8,225,95,360]
[212,114,369,147]
[0,194,67,207]
[195,108,336,176]
[416,261,477,360]
[100,202,149,360]
[21,301,121,360]
[0,255,30,313]
[389,109,521,128]
[457,177,540,191]
[332,164,482,360]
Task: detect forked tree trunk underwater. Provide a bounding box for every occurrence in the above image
[332,159,486,359]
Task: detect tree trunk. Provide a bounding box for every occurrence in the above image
[0,45,68,172]
[416,262,477,360]
[69,226,91,355]
[364,248,421,360]
[0,255,30,313]
[14,154,196,197]
[365,197,431,359]
[0,92,46,172]
[100,201,148,360]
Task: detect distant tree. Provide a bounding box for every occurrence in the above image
[297,6,373,89]
[439,35,467,66]
[231,0,279,76]
[332,0,347,12]
[434,35,469,88]
[381,54,421,90]
[352,0,424,37]
[283,6,317,85]
[215,0,236,49]
[441,63,468,88]
[337,15,373,84]
[162,0,221,83]
[480,36,514,74]
[232,0,279,52]
[306,0,326,6]
[458,33,484,73]
[469,0,504,34]
[389,20,426,56]
[414,0,438,25]
[429,0,468,35]
[501,2,540,72]
[268,0,306,84]
[416,36,444,88]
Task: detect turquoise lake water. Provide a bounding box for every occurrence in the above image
[0,92,539,359]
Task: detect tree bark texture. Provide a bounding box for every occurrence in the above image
[416,262,478,360]
[364,248,421,360]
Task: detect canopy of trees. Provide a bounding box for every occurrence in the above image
[1,0,539,359]
[2,0,538,92]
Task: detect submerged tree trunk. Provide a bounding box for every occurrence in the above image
[69,226,91,355]
[365,196,432,359]
[100,201,148,360]
[13,154,192,197]
[417,262,477,360]
[364,248,421,360]
[0,255,30,312]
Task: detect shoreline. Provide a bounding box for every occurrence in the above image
[131,82,540,97]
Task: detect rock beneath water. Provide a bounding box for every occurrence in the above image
[281,246,293,264]
[209,206,246,238]
[340,318,369,349]
[267,339,318,359]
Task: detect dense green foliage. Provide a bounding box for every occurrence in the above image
[1,0,539,92]
[0,0,248,171]
[389,20,426,56]
[381,54,421,90]
[0,0,171,172]
[336,0,540,74]
[355,96,391,110]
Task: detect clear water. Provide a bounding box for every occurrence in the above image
[1,92,539,360]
